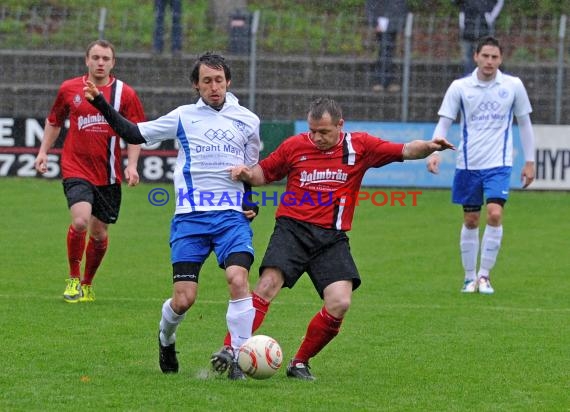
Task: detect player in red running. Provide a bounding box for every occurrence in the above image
[210,97,455,380]
[34,40,146,303]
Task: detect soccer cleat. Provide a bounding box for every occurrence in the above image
[63,278,82,303]
[286,360,315,381]
[477,277,495,295]
[79,284,95,302]
[228,360,246,380]
[210,345,234,374]
[460,278,478,293]
[158,332,179,373]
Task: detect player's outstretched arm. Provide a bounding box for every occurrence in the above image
[84,81,146,145]
[403,138,455,160]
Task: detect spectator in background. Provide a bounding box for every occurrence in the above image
[153,0,183,57]
[453,0,504,74]
[365,0,408,93]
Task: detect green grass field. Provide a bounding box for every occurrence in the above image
[1,178,568,411]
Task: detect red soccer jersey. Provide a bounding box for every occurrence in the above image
[259,131,404,231]
[46,75,146,185]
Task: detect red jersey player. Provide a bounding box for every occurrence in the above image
[211,97,454,380]
[34,40,146,303]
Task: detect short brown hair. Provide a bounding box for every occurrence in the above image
[476,36,503,55]
[308,97,343,124]
[85,40,116,59]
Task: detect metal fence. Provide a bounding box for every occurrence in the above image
[1,5,569,123]
[1,5,568,60]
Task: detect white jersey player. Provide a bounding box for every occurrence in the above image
[85,52,260,380]
[427,36,536,295]
[138,91,260,214]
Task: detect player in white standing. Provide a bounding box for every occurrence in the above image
[427,36,536,294]
[84,52,261,379]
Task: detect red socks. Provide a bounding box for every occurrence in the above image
[67,225,86,278]
[293,306,343,363]
[221,299,344,365]
[224,292,270,346]
[82,236,108,285]
[66,225,108,284]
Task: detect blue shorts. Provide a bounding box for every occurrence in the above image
[452,166,512,206]
[170,210,254,267]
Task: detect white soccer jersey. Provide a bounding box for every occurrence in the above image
[437,69,532,170]
[138,93,261,214]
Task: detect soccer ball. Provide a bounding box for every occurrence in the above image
[237,335,283,379]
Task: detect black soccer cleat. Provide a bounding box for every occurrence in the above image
[210,345,234,374]
[286,359,316,381]
[228,360,246,380]
[158,332,179,373]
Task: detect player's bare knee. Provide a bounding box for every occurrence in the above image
[71,218,89,232]
[253,282,280,302]
[486,201,504,225]
[333,296,352,316]
[227,274,250,299]
[255,268,284,299]
[171,289,195,313]
[463,211,480,228]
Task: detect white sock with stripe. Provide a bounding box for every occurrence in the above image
[159,298,185,346]
[478,224,503,279]
[460,225,479,281]
[227,296,254,359]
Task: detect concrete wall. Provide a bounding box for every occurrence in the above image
[1,50,568,124]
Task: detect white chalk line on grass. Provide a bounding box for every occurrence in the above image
[0,294,568,313]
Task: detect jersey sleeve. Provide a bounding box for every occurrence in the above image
[244,117,261,167]
[46,83,69,127]
[362,133,405,167]
[138,108,181,144]
[437,80,461,120]
[512,77,533,117]
[258,137,292,183]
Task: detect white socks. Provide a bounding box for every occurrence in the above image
[460,225,479,280]
[460,224,503,280]
[159,298,185,346]
[479,224,503,278]
[158,296,255,354]
[226,296,254,358]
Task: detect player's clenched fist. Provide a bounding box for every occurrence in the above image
[34,153,48,174]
